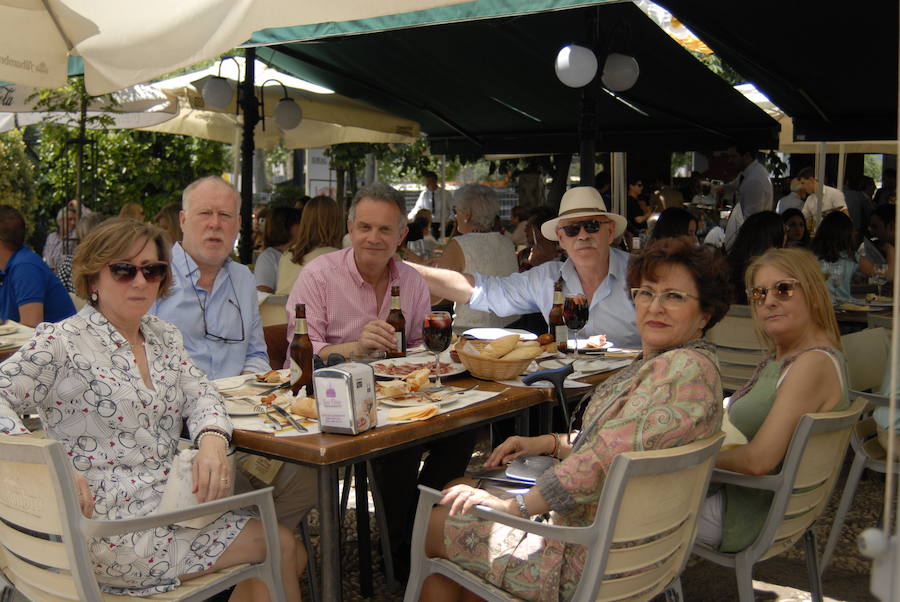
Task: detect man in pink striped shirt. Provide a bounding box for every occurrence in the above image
[285,186,431,356]
[287,183,477,583]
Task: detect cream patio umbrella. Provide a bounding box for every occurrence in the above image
[139,58,419,148]
[0,0,468,94]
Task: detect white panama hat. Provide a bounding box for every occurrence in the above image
[540,186,628,241]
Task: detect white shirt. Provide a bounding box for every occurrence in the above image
[468,247,640,348]
[802,185,847,219]
[407,187,453,232]
[723,160,773,248]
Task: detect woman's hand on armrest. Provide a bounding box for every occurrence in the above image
[484,434,556,467]
[192,432,231,503]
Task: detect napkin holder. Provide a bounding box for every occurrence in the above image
[313,362,377,435]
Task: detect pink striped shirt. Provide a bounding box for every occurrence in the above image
[285,247,432,356]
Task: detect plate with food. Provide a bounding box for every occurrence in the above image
[564,334,612,353]
[864,293,893,307]
[378,385,474,408]
[0,323,18,336]
[223,392,291,416]
[371,356,466,379]
[213,369,289,392]
[538,357,631,374]
[838,301,878,312]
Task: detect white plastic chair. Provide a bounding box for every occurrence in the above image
[404,433,725,602]
[820,393,898,572]
[0,434,286,601]
[692,397,866,602]
[841,327,890,395]
[706,307,768,393]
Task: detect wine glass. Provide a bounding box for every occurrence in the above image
[423,311,453,386]
[871,264,889,298]
[563,294,589,358]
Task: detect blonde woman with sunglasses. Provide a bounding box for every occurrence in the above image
[696,247,849,552]
[0,218,305,600]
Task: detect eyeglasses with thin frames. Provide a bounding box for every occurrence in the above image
[746,279,799,306]
[183,248,245,343]
[630,287,699,309]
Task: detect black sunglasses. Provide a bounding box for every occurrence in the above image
[181,247,245,343]
[559,219,609,237]
[107,262,168,283]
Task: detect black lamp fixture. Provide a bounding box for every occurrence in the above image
[201,57,303,130]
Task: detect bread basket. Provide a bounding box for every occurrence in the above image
[454,339,534,380]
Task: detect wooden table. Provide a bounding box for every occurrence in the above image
[232,371,614,601]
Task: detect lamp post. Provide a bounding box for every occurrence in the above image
[238,48,258,265]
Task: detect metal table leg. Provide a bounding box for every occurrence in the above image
[515,407,530,435]
[318,466,342,602]
[354,462,373,597]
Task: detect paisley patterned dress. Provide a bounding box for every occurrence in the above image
[0,306,250,597]
[443,339,723,601]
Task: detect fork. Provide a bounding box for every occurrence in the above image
[423,384,478,403]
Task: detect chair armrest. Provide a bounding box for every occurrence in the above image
[851,390,890,407]
[416,485,589,545]
[81,488,275,538]
[469,504,589,544]
[709,468,784,491]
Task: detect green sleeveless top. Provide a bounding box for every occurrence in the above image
[716,346,850,553]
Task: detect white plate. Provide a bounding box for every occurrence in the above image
[0,324,18,336]
[565,338,613,353]
[461,327,537,341]
[212,370,289,391]
[224,397,290,416]
[370,356,467,379]
[379,389,468,408]
[538,358,626,373]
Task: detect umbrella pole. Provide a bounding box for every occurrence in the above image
[238,48,259,265]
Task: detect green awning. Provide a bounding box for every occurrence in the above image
[246,0,612,45]
[249,1,779,155]
[660,0,898,142]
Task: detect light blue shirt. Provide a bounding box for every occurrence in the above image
[468,246,640,348]
[150,243,269,380]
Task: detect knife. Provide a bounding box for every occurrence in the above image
[257,381,291,396]
[271,404,308,433]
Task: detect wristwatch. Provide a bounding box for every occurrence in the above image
[514,494,529,518]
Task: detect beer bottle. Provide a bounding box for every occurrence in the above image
[290,303,314,396]
[549,278,567,352]
[386,285,407,358]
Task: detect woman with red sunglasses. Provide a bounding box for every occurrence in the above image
[0,218,304,600]
[696,247,849,553]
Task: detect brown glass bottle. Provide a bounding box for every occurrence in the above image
[549,279,568,352]
[386,285,407,358]
[290,303,314,396]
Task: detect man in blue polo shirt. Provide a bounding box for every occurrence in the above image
[0,206,75,326]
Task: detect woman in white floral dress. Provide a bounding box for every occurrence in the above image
[0,218,303,600]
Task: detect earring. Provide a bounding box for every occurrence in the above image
[90,291,98,304]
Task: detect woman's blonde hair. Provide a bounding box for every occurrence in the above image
[72,218,173,302]
[744,247,841,352]
[289,196,343,263]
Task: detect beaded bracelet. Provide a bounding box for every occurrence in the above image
[195,428,230,448]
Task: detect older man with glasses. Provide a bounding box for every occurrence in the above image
[410,186,640,348]
[150,176,268,379]
[150,177,316,533]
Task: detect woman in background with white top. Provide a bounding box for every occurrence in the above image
[427,184,519,330]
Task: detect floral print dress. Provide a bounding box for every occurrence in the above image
[444,339,724,601]
[0,306,251,597]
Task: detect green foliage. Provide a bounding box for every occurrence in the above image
[693,52,745,85]
[0,131,39,236]
[34,125,228,222]
[864,154,884,182]
[270,182,306,207]
[764,150,788,178]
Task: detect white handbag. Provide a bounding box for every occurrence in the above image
[156,449,235,529]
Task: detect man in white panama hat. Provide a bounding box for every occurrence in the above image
[409,186,639,348]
